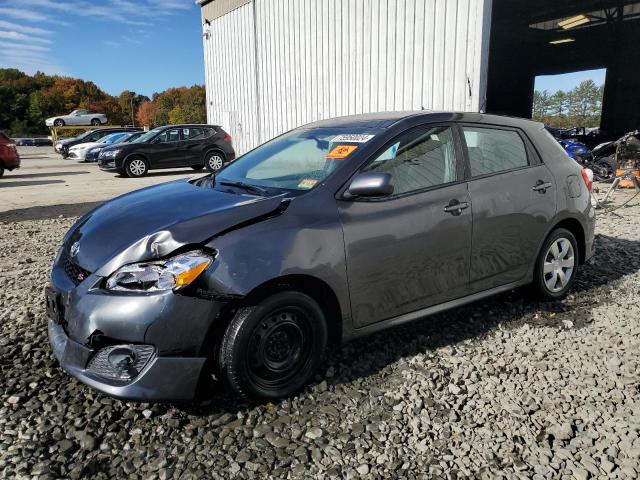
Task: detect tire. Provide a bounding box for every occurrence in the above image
[53,119,65,127]
[124,156,149,178]
[0,167,4,178]
[532,228,579,300]
[592,157,616,181]
[205,151,225,172]
[191,165,204,171]
[91,118,101,126]
[219,291,328,401]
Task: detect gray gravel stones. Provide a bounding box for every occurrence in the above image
[1,192,640,478]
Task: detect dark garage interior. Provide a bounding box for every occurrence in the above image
[487,0,640,139]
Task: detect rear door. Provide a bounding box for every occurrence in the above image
[460,124,557,292]
[180,127,207,165]
[338,124,472,328]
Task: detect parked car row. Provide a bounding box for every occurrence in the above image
[54,124,235,177]
[0,130,20,178]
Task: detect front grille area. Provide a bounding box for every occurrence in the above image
[86,345,156,382]
[62,253,91,285]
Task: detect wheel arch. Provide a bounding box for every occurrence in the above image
[123,152,150,166]
[203,148,226,162]
[548,217,586,265]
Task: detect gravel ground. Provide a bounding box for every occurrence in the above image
[0,193,639,479]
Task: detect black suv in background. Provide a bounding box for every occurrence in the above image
[55,127,141,158]
[98,124,235,177]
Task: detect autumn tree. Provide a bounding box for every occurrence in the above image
[136,101,156,127]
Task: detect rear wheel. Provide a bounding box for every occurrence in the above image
[191,165,204,171]
[91,118,101,126]
[205,152,225,172]
[124,157,149,178]
[219,291,327,401]
[533,228,578,300]
[53,119,65,127]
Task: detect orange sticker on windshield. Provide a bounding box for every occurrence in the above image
[326,145,358,159]
[298,178,318,189]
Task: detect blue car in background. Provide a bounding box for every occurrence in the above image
[559,138,593,164]
[85,131,146,162]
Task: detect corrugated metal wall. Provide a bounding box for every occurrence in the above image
[202,3,259,154]
[202,0,492,154]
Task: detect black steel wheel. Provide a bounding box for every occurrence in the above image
[219,291,327,401]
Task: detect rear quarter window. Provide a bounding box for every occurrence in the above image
[462,127,529,177]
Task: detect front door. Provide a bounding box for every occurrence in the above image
[149,128,182,167]
[459,125,557,292]
[338,124,472,328]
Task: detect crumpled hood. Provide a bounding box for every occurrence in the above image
[65,179,286,276]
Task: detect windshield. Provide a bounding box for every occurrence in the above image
[116,132,139,143]
[215,128,381,192]
[132,128,163,143]
[100,133,125,144]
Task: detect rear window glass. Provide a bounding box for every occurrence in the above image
[462,127,528,177]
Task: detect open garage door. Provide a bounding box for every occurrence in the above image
[486,0,640,140]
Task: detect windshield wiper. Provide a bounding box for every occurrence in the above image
[219,180,268,196]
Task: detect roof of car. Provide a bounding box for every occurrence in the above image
[302,111,544,130]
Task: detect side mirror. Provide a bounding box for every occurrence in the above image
[345,172,394,199]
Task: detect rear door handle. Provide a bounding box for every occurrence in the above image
[444,200,469,215]
[532,181,552,193]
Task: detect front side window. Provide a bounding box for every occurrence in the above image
[215,128,382,192]
[156,129,181,143]
[362,125,457,195]
[462,127,528,177]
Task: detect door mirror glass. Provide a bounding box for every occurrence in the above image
[346,172,394,198]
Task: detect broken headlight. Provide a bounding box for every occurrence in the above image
[106,251,213,292]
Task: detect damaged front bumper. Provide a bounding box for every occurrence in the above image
[46,262,227,402]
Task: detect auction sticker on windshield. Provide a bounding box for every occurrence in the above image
[327,145,358,159]
[298,178,318,189]
[332,134,375,143]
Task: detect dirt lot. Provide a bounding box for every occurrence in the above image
[0,165,639,478]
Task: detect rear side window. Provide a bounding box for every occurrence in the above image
[363,125,458,195]
[462,127,528,177]
[182,128,205,140]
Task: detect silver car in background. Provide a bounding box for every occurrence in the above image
[45,109,108,127]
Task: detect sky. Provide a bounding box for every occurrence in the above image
[534,68,607,94]
[0,0,204,97]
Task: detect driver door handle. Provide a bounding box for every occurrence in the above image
[444,199,469,215]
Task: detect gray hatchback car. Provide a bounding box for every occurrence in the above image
[46,112,595,402]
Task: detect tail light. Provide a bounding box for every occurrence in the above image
[223,134,232,142]
[581,168,593,192]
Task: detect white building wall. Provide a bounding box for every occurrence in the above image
[202,0,492,154]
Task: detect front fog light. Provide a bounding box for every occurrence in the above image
[87,344,155,381]
[106,251,213,292]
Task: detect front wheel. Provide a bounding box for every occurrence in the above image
[54,119,65,127]
[219,291,328,401]
[124,157,149,178]
[191,165,204,171]
[532,228,578,300]
[205,152,225,172]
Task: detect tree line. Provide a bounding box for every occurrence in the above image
[532,79,604,129]
[0,68,206,136]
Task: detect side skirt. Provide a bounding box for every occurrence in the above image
[348,279,530,340]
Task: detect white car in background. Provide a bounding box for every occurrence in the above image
[67,132,129,161]
[45,109,108,127]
